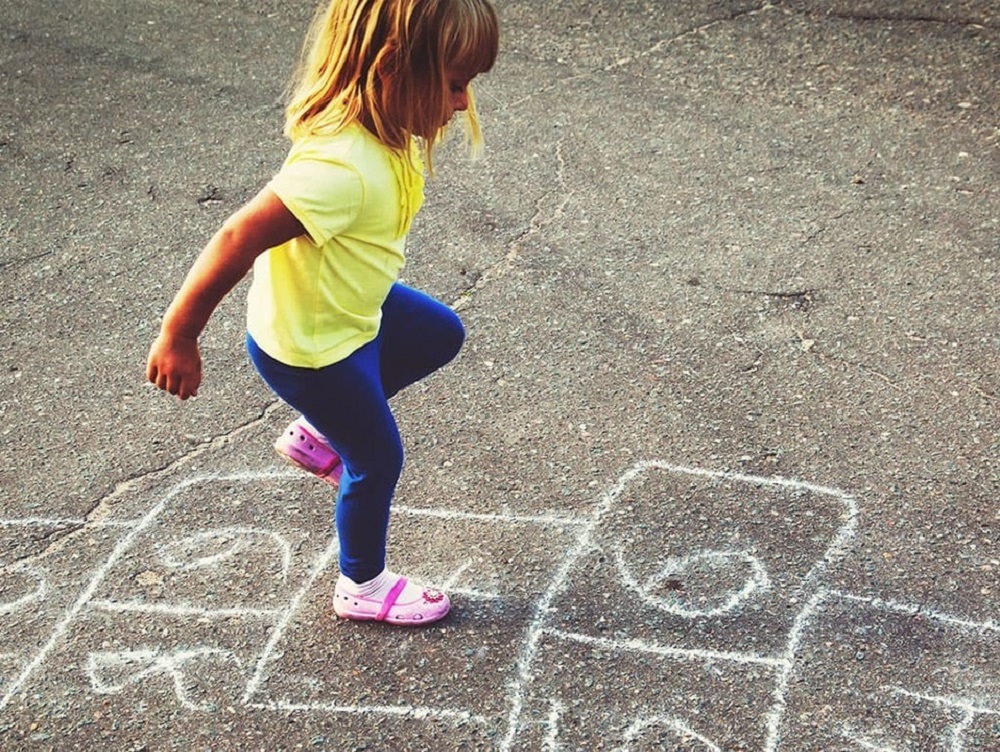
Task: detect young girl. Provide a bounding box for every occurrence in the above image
[146,0,499,626]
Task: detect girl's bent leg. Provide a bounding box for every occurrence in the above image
[271,284,463,486]
[379,283,465,398]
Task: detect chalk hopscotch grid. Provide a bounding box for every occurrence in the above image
[0,469,582,729]
[0,462,997,751]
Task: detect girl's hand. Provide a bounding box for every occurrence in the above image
[147,333,202,400]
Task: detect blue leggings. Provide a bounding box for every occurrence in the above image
[246,283,465,582]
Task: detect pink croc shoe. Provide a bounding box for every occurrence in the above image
[333,577,451,626]
[274,418,343,488]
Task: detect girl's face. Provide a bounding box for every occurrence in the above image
[443,66,477,127]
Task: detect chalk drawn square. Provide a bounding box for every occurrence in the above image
[546,464,855,657]
[87,476,333,614]
[511,632,777,751]
[1,473,341,715]
[248,509,583,738]
[778,592,1000,751]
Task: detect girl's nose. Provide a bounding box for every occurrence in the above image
[451,89,469,112]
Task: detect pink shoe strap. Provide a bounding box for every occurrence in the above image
[375,577,409,622]
[318,456,341,477]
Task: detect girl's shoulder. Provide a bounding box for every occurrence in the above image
[288,123,368,160]
[292,123,413,161]
[285,126,424,189]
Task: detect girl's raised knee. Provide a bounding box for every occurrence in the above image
[443,310,466,359]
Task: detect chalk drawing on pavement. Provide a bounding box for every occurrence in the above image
[0,563,46,616]
[86,647,241,712]
[0,462,996,751]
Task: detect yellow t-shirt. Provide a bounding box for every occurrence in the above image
[246,123,425,367]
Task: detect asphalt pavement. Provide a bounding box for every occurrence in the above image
[1,1,998,750]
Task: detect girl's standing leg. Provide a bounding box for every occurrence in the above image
[319,282,464,579]
[248,335,400,582]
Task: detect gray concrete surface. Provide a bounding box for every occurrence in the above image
[2,0,998,749]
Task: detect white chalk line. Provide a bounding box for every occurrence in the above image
[949,715,976,752]
[840,726,903,752]
[541,627,786,669]
[833,591,1000,634]
[156,527,294,581]
[614,548,772,618]
[632,461,855,503]
[763,589,832,752]
[0,495,581,537]
[543,699,564,752]
[441,561,472,590]
[393,504,586,528]
[0,564,47,615]
[247,699,491,726]
[241,534,340,705]
[448,586,502,601]
[440,562,502,601]
[616,716,724,752]
[886,686,999,717]
[86,647,241,712]
[90,600,281,619]
[754,471,858,752]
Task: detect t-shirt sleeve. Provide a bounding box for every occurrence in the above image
[267,155,363,247]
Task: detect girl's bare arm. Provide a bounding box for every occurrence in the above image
[147,187,305,400]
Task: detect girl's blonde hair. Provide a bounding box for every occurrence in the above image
[285,0,499,166]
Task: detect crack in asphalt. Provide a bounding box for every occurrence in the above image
[797,9,996,29]
[605,1,779,72]
[0,250,55,271]
[506,0,994,114]
[452,137,569,311]
[502,3,779,109]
